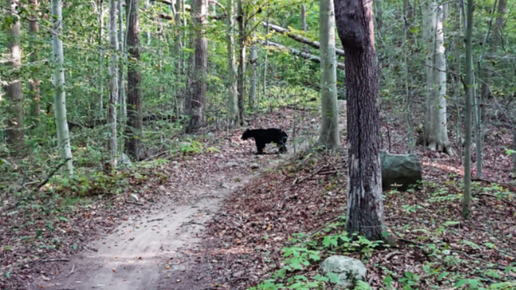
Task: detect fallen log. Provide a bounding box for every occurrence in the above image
[263,22,345,57]
[259,40,345,70]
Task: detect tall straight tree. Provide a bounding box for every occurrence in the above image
[462,0,474,218]
[29,0,41,119]
[185,0,207,132]
[5,0,23,151]
[237,0,246,124]
[98,0,105,116]
[335,0,388,241]
[51,0,74,174]
[422,0,453,155]
[226,0,239,125]
[108,0,119,166]
[318,0,340,150]
[174,0,184,115]
[125,0,143,160]
[118,0,126,122]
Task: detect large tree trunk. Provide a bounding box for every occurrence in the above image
[185,0,207,133]
[335,0,387,241]
[463,0,474,218]
[125,0,143,160]
[226,0,238,126]
[318,0,340,150]
[108,0,119,167]
[51,0,74,175]
[29,0,41,120]
[237,0,246,125]
[422,0,453,155]
[5,0,24,152]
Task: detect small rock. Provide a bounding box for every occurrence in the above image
[320,255,367,288]
[250,163,260,169]
[118,153,132,168]
[225,161,238,167]
[129,194,139,202]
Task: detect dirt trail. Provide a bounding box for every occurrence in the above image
[28,155,292,290]
[27,105,338,290]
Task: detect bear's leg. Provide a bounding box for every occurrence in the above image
[256,141,266,154]
[278,142,287,153]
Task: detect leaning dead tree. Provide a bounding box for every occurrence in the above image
[263,22,345,57]
[259,41,345,70]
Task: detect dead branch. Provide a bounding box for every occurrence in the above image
[34,157,72,192]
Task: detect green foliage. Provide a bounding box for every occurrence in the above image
[174,138,204,155]
[55,171,125,197]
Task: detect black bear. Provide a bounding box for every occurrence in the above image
[241,128,288,154]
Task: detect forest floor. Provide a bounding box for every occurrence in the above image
[2,102,516,289]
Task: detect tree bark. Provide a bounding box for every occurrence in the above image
[335,0,388,241]
[118,0,126,124]
[174,0,184,115]
[125,0,143,160]
[422,0,453,155]
[5,0,24,152]
[29,0,41,120]
[108,0,119,167]
[226,0,239,125]
[318,0,340,150]
[237,0,246,125]
[98,0,105,118]
[249,38,258,110]
[463,0,474,218]
[185,0,207,133]
[51,0,74,174]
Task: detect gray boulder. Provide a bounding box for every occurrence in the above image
[381,151,422,191]
[320,255,367,288]
[117,153,132,168]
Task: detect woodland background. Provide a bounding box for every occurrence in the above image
[1,0,516,289]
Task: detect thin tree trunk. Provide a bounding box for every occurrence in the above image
[237,0,246,125]
[249,39,258,111]
[174,0,184,115]
[335,0,389,242]
[108,0,119,167]
[29,0,41,120]
[51,0,74,174]
[118,0,126,123]
[463,0,474,218]
[301,5,307,53]
[185,0,207,132]
[318,0,340,150]
[5,0,24,151]
[125,0,143,160]
[99,0,105,118]
[226,0,238,125]
[262,17,269,96]
[145,0,151,46]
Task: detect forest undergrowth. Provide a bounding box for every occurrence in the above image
[1,104,516,289]
[179,110,516,289]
